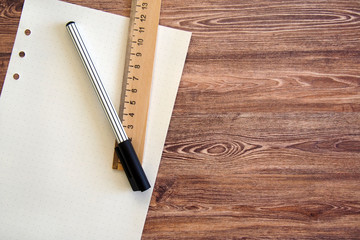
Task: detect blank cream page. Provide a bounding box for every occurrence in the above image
[0,0,191,239]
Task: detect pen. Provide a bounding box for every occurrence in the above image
[66,21,150,192]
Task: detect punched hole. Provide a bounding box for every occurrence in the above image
[24,29,31,36]
[19,51,25,57]
[13,73,20,80]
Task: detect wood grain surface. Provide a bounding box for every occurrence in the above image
[1,0,359,239]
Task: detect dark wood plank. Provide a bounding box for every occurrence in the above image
[144,112,360,239]
[0,0,359,239]
[0,0,23,91]
[167,0,360,113]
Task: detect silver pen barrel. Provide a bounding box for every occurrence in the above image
[66,21,150,192]
[66,21,127,144]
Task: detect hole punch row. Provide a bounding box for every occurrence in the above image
[14,29,31,80]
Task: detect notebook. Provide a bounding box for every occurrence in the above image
[0,0,191,239]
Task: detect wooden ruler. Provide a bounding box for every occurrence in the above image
[113,0,162,170]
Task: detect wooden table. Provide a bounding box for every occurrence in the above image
[1,0,359,238]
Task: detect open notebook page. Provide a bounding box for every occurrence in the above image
[0,0,191,239]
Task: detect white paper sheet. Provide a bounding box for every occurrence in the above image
[0,0,191,239]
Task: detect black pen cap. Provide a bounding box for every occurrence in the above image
[115,140,151,192]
